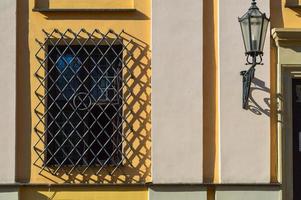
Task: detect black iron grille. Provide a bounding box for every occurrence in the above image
[46,44,123,167]
[34,29,151,181]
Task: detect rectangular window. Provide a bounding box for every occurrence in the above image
[34,29,151,178]
[45,44,123,167]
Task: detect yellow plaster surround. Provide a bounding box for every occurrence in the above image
[16,0,151,185]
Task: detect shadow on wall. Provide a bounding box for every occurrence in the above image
[287,0,299,4]
[203,0,217,183]
[16,0,32,183]
[288,6,301,20]
[34,0,49,8]
[33,0,149,20]
[270,0,284,28]
[271,0,301,28]
[41,11,149,21]
[33,29,151,184]
[247,77,283,123]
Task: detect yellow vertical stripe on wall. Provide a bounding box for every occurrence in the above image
[214,0,219,183]
[203,0,219,183]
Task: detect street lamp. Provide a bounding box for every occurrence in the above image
[238,0,269,109]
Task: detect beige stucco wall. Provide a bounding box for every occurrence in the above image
[216,187,281,200]
[152,0,203,183]
[219,0,271,183]
[149,186,206,200]
[0,188,19,200]
[0,0,16,183]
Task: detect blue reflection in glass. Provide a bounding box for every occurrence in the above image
[56,54,81,100]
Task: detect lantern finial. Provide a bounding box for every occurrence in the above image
[249,0,258,10]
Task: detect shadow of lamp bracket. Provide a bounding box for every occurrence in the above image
[238,0,270,109]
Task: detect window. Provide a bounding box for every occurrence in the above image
[46,45,123,167]
[33,29,144,176]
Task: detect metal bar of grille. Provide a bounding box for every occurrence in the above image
[34,29,151,182]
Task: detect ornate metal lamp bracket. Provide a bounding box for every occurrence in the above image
[240,55,262,109]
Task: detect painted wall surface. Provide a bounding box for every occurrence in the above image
[48,0,135,9]
[16,0,151,184]
[216,187,281,200]
[270,0,301,185]
[219,0,271,183]
[20,186,147,200]
[0,0,16,183]
[271,0,301,29]
[149,186,206,200]
[271,29,301,200]
[152,0,203,183]
[0,188,19,200]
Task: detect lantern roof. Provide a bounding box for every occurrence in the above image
[238,0,269,22]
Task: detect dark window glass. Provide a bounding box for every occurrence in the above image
[45,45,123,166]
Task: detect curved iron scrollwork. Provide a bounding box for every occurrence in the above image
[240,65,255,109]
[240,55,262,110]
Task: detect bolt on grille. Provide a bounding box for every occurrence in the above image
[34,29,151,182]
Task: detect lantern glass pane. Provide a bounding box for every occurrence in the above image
[250,16,262,51]
[260,18,269,51]
[240,17,251,52]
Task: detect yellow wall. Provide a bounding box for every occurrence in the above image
[20,186,147,200]
[38,0,135,9]
[271,0,301,28]
[270,0,301,182]
[16,0,151,184]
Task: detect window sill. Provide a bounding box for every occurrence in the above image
[32,8,137,12]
